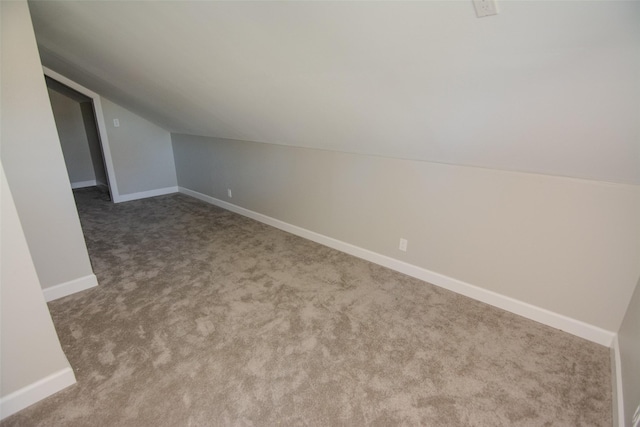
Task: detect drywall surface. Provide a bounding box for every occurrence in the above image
[29,1,640,184]
[0,160,75,409]
[619,277,640,425]
[47,88,96,184]
[172,134,640,333]
[101,98,177,196]
[1,0,94,289]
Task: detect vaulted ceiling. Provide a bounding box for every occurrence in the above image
[28,1,640,184]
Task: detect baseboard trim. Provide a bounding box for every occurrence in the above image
[115,186,179,203]
[43,274,98,302]
[71,180,97,189]
[611,335,625,426]
[0,367,76,420]
[179,187,615,347]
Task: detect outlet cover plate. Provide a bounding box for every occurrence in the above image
[473,0,498,18]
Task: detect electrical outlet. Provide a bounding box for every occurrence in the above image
[399,238,408,252]
[113,118,120,127]
[227,189,232,198]
[473,0,498,18]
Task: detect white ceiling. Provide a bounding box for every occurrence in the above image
[28,1,640,184]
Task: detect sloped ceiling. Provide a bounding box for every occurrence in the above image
[28,1,640,184]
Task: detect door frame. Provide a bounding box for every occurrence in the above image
[43,66,122,202]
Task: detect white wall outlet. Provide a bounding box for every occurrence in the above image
[113,118,120,127]
[227,189,232,198]
[473,0,498,18]
[399,238,408,252]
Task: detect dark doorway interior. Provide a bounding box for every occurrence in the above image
[45,76,111,200]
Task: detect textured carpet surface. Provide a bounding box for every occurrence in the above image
[2,188,612,426]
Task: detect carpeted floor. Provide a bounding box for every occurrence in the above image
[2,187,612,426]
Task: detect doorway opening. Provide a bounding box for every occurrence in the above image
[43,67,122,203]
[45,75,112,201]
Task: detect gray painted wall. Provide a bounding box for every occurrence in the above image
[619,278,640,425]
[100,98,177,196]
[1,0,94,290]
[172,134,640,334]
[0,161,74,407]
[47,88,97,185]
[0,0,74,410]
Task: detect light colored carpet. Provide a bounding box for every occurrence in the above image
[2,188,611,426]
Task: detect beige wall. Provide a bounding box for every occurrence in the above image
[100,98,177,196]
[1,0,94,289]
[0,161,75,414]
[618,277,640,425]
[172,134,640,334]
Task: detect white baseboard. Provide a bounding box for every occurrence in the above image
[0,367,76,420]
[611,335,625,426]
[115,186,179,203]
[71,180,97,189]
[179,186,616,347]
[43,274,98,302]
